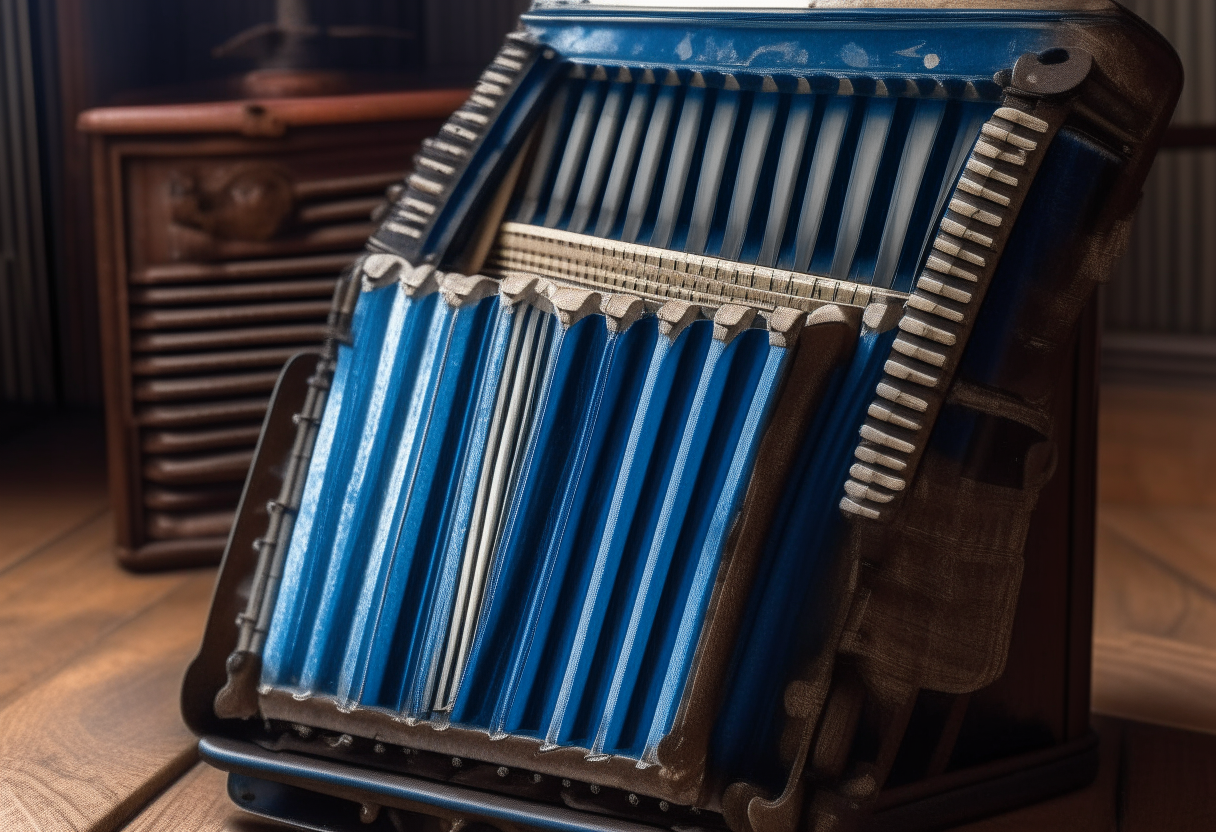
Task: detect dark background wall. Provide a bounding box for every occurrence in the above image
[1,0,1213,410]
[2,0,527,412]
[1102,0,1216,384]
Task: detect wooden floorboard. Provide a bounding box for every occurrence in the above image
[1099,507,1216,601]
[3,385,1215,829]
[1092,633,1216,736]
[1092,384,1216,736]
[120,765,292,832]
[1098,384,1216,509]
[0,415,108,575]
[0,574,214,832]
[0,513,190,710]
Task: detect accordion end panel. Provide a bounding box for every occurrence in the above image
[183,4,1182,832]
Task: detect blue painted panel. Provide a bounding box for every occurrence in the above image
[497,319,659,737]
[710,326,895,789]
[261,287,397,689]
[541,320,699,747]
[643,338,789,762]
[451,313,606,728]
[522,8,1065,84]
[294,288,440,696]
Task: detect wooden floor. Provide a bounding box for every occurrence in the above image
[0,384,1214,832]
[1093,384,1216,735]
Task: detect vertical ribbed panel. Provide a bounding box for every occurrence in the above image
[511,71,995,293]
[257,273,866,762]
[1107,0,1216,336]
[0,0,54,404]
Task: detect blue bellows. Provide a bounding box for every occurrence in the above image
[260,279,799,758]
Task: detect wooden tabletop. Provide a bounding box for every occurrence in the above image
[1,408,1214,832]
[77,88,470,136]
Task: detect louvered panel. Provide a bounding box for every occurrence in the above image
[142,424,264,455]
[129,278,338,306]
[137,397,272,428]
[144,483,243,512]
[117,159,419,566]
[146,509,237,541]
[132,347,306,376]
[132,371,281,403]
[142,449,256,485]
[131,324,330,353]
[129,300,336,331]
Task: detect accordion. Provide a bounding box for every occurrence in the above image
[182,2,1180,831]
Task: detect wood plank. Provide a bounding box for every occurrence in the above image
[0,415,108,574]
[1099,506,1216,600]
[0,574,214,832]
[1093,632,1216,736]
[1098,384,1216,508]
[77,89,466,135]
[0,513,188,709]
[1093,518,1216,651]
[120,764,292,832]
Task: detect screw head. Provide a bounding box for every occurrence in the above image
[590,784,601,795]
[497,766,509,778]
[451,757,463,768]
[628,794,639,806]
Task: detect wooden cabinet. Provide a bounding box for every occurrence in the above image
[81,90,465,569]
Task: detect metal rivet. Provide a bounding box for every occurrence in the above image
[451,757,462,768]
[497,767,509,778]
[373,743,385,754]
[590,784,601,795]
[629,794,639,805]
[562,779,572,788]
[660,801,670,812]
[532,773,543,783]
